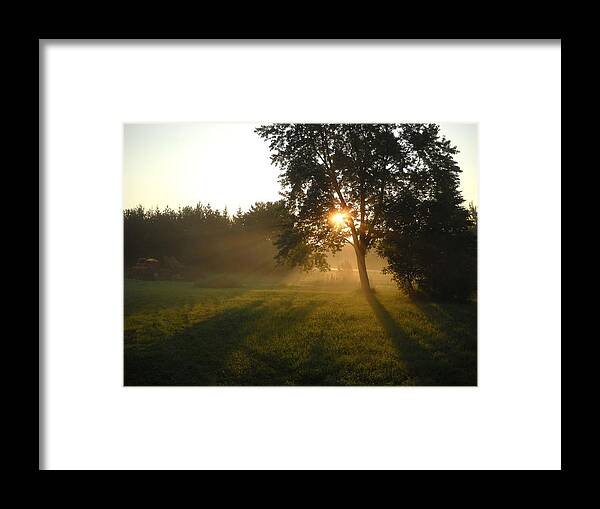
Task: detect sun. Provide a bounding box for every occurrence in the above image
[330,211,348,227]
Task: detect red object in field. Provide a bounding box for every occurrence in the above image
[131,258,161,279]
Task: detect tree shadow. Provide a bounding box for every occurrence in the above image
[220,300,328,385]
[412,297,477,329]
[124,288,476,386]
[411,298,477,385]
[258,330,341,386]
[364,291,475,386]
[124,298,320,386]
[124,279,251,316]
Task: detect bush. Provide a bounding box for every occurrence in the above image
[381,230,476,301]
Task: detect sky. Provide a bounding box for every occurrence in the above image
[123,122,478,212]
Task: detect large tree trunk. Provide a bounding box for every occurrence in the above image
[354,245,371,293]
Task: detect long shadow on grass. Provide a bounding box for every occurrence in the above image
[412,299,478,385]
[365,292,474,386]
[246,328,340,386]
[125,298,319,386]
[124,280,251,316]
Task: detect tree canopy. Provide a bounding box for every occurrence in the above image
[256,123,476,298]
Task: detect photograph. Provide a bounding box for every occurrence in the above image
[123,122,478,386]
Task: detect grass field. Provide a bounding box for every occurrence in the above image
[124,275,477,386]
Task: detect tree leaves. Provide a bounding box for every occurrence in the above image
[256,123,476,299]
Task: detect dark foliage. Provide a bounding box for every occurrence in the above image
[379,201,477,300]
[123,201,289,279]
[256,123,477,300]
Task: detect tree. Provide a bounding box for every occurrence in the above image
[378,192,477,300]
[467,201,478,231]
[237,201,288,241]
[123,200,290,278]
[256,123,470,294]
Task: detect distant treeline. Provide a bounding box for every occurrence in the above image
[124,199,477,300]
[124,201,287,277]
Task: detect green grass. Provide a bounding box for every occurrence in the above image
[124,278,477,386]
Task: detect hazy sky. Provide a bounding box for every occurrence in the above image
[123,122,478,212]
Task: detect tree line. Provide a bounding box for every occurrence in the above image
[124,201,287,277]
